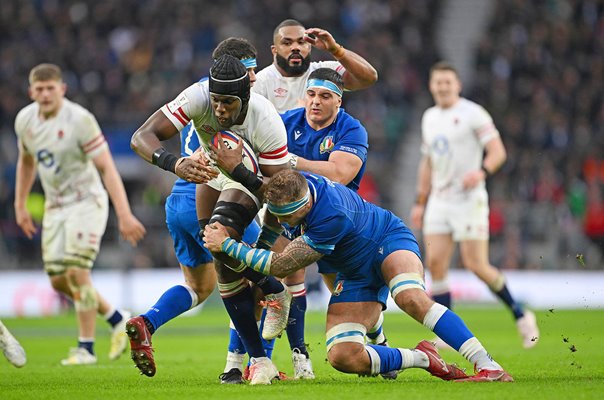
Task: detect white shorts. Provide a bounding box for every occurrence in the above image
[206,172,261,207]
[423,189,489,241]
[42,194,108,274]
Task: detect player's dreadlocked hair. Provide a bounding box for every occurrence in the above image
[212,37,257,61]
[209,54,250,108]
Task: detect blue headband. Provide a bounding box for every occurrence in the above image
[267,189,310,216]
[240,58,257,69]
[306,78,343,97]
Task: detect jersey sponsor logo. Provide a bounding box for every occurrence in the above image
[273,87,288,97]
[37,149,54,168]
[294,130,302,140]
[432,135,449,155]
[319,136,335,154]
[338,145,358,154]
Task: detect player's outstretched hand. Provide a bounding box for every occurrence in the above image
[304,28,337,53]
[15,207,37,239]
[203,222,230,252]
[118,214,147,247]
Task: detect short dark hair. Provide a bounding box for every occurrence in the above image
[29,63,62,84]
[308,68,344,92]
[265,170,308,204]
[213,37,257,61]
[273,19,305,41]
[430,61,459,79]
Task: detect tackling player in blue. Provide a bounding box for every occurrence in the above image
[203,169,514,382]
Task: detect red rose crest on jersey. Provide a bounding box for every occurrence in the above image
[319,136,335,154]
[58,130,64,139]
[200,124,216,134]
[273,87,288,97]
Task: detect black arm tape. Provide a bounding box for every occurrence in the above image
[230,163,263,192]
[209,201,254,238]
[153,148,179,173]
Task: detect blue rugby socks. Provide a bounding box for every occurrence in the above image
[142,284,198,333]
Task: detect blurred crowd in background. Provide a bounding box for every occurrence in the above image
[0,0,602,271]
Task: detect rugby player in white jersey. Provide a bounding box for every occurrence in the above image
[250,19,387,379]
[14,63,146,365]
[410,61,539,349]
[253,19,377,113]
[130,54,291,385]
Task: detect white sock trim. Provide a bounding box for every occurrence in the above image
[103,307,116,320]
[423,303,448,330]
[181,284,199,308]
[364,345,381,376]
[285,283,306,296]
[431,279,450,295]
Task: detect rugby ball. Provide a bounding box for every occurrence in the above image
[210,131,261,178]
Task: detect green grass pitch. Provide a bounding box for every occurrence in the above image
[1,306,602,400]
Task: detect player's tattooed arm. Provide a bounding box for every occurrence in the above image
[269,237,323,277]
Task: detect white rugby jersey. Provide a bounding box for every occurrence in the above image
[421,97,500,199]
[14,98,108,208]
[252,61,345,113]
[161,80,288,166]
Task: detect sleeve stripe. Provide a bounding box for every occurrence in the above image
[170,106,190,126]
[82,134,105,150]
[82,135,106,153]
[259,144,288,160]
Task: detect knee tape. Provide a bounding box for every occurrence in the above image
[74,284,98,312]
[210,201,254,237]
[325,322,367,352]
[388,272,425,298]
[368,312,384,334]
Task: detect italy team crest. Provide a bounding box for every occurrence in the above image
[319,136,335,154]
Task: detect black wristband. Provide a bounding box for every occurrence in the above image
[230,163,263,192]
[481,166,490,177]
[152,148,178,173]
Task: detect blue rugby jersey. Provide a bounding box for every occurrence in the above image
[298,172,402,277]
[281,108,368,192]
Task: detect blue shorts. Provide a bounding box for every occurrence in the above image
[328,219,421,310]
[166,192,261,267]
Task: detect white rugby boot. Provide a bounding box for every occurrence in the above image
[61,347,97,366]
[261,286,292,340]
[0,321,26,368]
[109,310,131,360]
[248,357,279,385]
[517,310,539,348]
[292,348,315,379]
